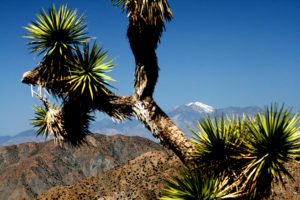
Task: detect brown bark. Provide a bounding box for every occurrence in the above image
[127,22,160,99]
[100,93,195,164]
[125,20,196,164]
[132,98,195,164]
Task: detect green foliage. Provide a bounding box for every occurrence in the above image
[24,4,117,144]
[161,104,300,200]
[24,4,89,58]
[23,4,91,93]
[23,4,116,100]
[109,0,125,7]
[30,100,64,142]
[66,41,116,100]
[110,0,173,48]
[161,168,238,200]
[242,104,300,199]
[191,114,249,178]
[110,0,173,25]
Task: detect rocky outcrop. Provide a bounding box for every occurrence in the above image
[0,134,164,200]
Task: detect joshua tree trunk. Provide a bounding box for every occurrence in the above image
[104,93,195,164]
[132,98,195,164]
[123,20,195,164]
[127,22,160,99]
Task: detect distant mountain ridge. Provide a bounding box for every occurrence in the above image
[0,102,263,145]
[91,102,263,140]
[0,130,49,146]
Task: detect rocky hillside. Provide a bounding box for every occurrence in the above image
[270,163,300,200]
[37,150,300,200]
[36,150,182,200]
[0,134,164,200]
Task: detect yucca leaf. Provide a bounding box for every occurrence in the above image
[30,100,65,142]
[243,104,300,199]
[160,167,236,200]
[24,4,89,59]
[66,41,116,100]
[191,114,249,180]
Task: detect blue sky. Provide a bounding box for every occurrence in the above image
[0,0,299,136]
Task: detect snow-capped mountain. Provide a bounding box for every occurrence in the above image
[171,102,214,114]
[90,102,262,140]
[187,102,215,113]
[167,102,215,136]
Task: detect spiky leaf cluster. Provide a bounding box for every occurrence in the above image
[24,4,117,146]
[110,0,173,25]
[67,41,116,101]
[24,4,89,58]
[162,104,300,200]
[191,114,249,178]
[30,100,65,143]
[24,4,116,98]
[111,0,173,47]
[242,104,300,199]
[23,4,90,92]
[161,168,240,200]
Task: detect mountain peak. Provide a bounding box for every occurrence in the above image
[185,102,214,113]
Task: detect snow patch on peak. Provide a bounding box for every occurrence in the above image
[185,102,214,113]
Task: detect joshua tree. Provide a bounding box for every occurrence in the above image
[22,1,194,164]
[22,3,300,199]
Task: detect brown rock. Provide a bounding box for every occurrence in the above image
[270,162,300,200]
[0,134,164,200]
[36,150,182,200]
[36,150,300,200]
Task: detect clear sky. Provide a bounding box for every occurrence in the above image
[0,0,299,136]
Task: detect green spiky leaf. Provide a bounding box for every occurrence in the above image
[242,104,300,199]
[30,100,65,142]
[160,168,239,200]
[191,114,249,178]
[66,41,116,100]
[24,4,89,58]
